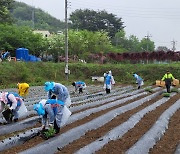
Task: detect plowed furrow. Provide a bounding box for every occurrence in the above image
[149,109,180,154]
[96,94,180,154]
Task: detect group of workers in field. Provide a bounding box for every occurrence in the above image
[0,70,177,137]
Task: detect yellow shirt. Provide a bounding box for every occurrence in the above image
[161,73,175,81]
[18,83,30,97]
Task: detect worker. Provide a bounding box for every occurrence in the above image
[161,70,175,93]
[33,95,64,134]
[72,81,86,93]
[17,82,30,97]
[0,92,24,123]
[104,71,115,94]
[133,73,144,89]
[44,81,71,107]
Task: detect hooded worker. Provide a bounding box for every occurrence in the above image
[0,92,24,123]
[17,82,30,97]
[44,81,71,107]
[72,81,86,93]
[133,73,144,89]
[34,95,71,134]
[104,71,115,94]
[161,70,175,93]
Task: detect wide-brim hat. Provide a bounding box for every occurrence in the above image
[44,81,55,92]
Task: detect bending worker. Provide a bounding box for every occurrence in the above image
[133,73,144,89]
[0,92,24,123]
[34,95,65,134]
[161,70,175,93]
[44,81,71,107]
[17,82,30,97]
[72,81,86,93]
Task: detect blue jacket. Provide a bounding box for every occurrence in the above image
[48,83,69,102]
[105,74,112,85]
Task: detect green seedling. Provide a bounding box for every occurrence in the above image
[42,127,56,139]
[145,88,153,93]
[163,93,170,97]
[171,88,179,93]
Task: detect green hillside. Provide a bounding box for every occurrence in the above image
[11,1,65,32]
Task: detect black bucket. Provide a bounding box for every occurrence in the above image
[2,109,13,123]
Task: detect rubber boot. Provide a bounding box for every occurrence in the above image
[54,120,60,134]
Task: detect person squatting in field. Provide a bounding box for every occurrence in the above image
[17,82,30,97]
[0,92,24,123]
[133,73,144,89]
[34,81,71,133]
[33,95,65,134]
[161,70,175,93]
[104,71,115,94]
[72,81,86,93]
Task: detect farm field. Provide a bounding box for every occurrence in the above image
[0,84,180,154]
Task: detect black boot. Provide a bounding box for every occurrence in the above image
[54,120,60,134]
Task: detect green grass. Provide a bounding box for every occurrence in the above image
[0,61,179,89]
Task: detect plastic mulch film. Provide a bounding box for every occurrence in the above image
[19,91,162,154]
[126,98,180,154]
[75,93,176,154]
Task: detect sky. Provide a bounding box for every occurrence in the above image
[16,0,180,51]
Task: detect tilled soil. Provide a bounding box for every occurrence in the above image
[0,86,179,154]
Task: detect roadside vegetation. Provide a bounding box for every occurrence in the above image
[0,62,179,89]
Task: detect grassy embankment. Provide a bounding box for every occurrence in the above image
[0,61,179,89]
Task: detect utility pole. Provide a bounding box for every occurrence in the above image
[171,39,177,52]
[32,0,35,29]
[65,0,69,80]
[145,32,152,52]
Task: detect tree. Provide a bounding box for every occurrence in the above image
[156,46,169,52]
[0,0,14,24]
[68,30,112,58]
[12,1,65,32]
[69,9,124,37]
[0,24,47,56]
[127,35,141,52]
[139,38,155,52]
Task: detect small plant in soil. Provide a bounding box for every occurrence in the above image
[145,88,153,93]
[41,127,56,139]
[163,93,170,97]
[171,88,179,93]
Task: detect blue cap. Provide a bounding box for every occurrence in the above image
[44,82,55,92]
[33,103,45,116]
